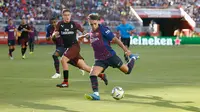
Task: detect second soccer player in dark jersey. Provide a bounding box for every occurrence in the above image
[5,18,17,60]
[18,18,32,59]
[46,17,64,78]
[52,9,108,88]
[85,13,139,100]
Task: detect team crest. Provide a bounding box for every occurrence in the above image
[71,24,73,28]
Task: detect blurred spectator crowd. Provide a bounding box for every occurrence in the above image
[0,0,199,26]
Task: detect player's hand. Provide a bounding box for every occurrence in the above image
[125,50,131,56]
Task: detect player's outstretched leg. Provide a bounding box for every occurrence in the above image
[126,54,139,74]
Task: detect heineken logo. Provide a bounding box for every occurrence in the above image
[130,36,174,46]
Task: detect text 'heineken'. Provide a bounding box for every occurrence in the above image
[130,36,173,46]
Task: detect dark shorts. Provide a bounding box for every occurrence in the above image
[20,38,28,46]
[63,43,84,67]
[54,46,65,56]
[8,40,15,46]
[94,54,123,70]
[121,38,130,48]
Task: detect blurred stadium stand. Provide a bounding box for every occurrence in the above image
[0,0,199,33]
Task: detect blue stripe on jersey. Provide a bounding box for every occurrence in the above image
[99,25,116,56]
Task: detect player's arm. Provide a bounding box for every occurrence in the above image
[14,28,18,40]
[52,21,61,39]
[103,27,131,56]
[23,25,32,32]
[112,37,131,56]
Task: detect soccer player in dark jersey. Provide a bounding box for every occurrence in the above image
[84,13,139,100]
[5,18,17,60]
[18,18,32,59]
[28,22,37,54]
[46,17,64,78]
[52,9,108,87]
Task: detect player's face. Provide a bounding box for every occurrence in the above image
[52,20,56,26]
[8,20,13,25]
[22,19,26,24]
[62,11,71,23]
[121,18,126,24]
[88,20,99,31]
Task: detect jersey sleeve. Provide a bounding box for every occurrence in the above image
[101,26,115,41]
[74,22,84,33]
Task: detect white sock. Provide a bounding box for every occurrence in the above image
[94,92,99,96]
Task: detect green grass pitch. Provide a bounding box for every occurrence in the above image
[0,44,200,112]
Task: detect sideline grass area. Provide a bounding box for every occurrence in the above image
[0,44,200,112]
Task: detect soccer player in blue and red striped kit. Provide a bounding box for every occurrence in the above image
[5,18,17,60]
[85,13,139,100]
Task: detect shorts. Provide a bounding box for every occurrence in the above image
[54,46,65,56]
[63,43,84,67]
[121,38,130,48]
[94,54,123,70]
[8,40,15,46]
[20,38,28,46]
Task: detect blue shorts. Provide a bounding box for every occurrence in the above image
[94,55,123,70]
[54,46,65,56]
[8,40,16,46]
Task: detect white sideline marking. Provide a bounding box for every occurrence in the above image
[1,77,200,86]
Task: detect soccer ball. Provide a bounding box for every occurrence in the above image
[111,86,124,100]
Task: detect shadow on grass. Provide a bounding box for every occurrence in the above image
[104,94,200,112]
[8,101,81,112]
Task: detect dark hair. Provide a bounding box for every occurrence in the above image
[88,13,100,20]
[49,17,56,24]
[62,9,70,14]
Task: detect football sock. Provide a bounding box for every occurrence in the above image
[52,55,60,74]
[29,43,31,52]
[90,75,98,92]
[126,58,135,74]
[94,92,99,96]
[9,49,12,57]
[31,44,34,52]
[21,48,27,56]
[63,70,68,82]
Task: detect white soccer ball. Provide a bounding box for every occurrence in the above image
[111,86,124,100]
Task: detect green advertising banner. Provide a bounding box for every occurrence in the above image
[130,36,200,45]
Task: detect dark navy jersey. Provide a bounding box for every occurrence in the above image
[55,20,84,48]
[46,24,63,47]
[46,24,55,38]
[5,25,16,40]
[18,24,30,38]
[90,24,116,60]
